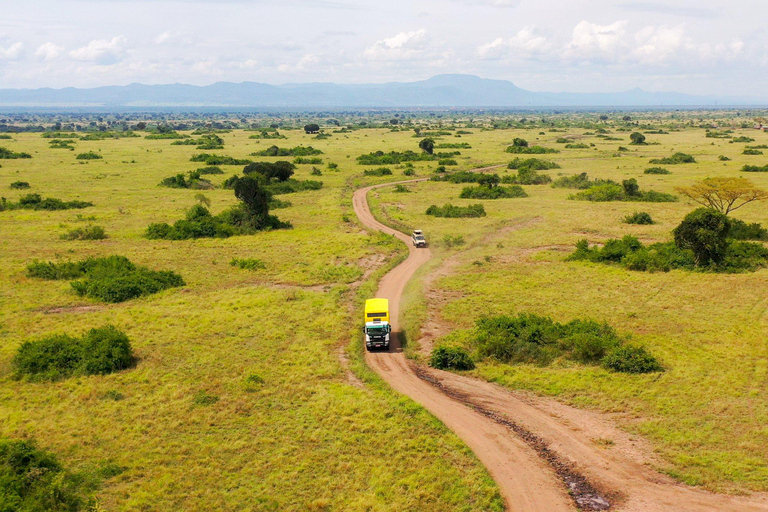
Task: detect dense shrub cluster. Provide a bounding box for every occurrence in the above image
[363,167,393,176]
[552,173,613,189]
[644,167,671,175]
[230,258,266,270]
[196,165,224,175]
[294,157,322,164]
[729,219,768,240]
[1,193,93,211]
[430,170,484,183]
[61,225,107,240]
[430,346,475,371]
[252,145,323,157]
[75,151,102,160]
[571,179,677,203]
[742,164,768,173]
[426,203,486,218]
[472,313,662,373]
[27,255,185,302]
[145,131,186,139]
[565,143,590,149]
[170,134,224,149]
[190,153,252,165]
[159,170,213,189]
[9,181,30,189]
[569,212,768,273]
[13,325,133,380]
[503,168,552,185]
[507,157,560,172]
[505,145,559,154]
[243,161,295,182]
[356,150,459,165]
[49,139,76,150]
[624,211,654,224]
[601,345,664,373]
[436,142,471,149]
[0,147,32,159]
[460,185,527,199]
[0,438,90,510]
[743,149,764,155]
[649,152,695,164]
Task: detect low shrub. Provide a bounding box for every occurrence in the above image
[565,143,590,149]
[394,184,410,193]
[438,158,458,165]
[190,153,252,166]
[294,157,323,164]
[196,166,224,175]
[505,145,559,154]
[601,345,663,373]
[3,193,93,211]
[76,151,102,160]
[426,203,486,218]
[266,179,323,195]
[460,185,528,199]
[430,346,475,371]
[230,257,266,270]
[502,168,552,185]
[159,171,213,189]
[253,145,323,157]
[624,211,654,224]
[728,219,768,240]
[742,164,768,173]
[743,149,764,155]
[431,170,484,183]
[0,438,90,509]
[649,152,695,164]
[27,255,185,303]
[61,225,107,240]
[13,325,133,380]
[363,167,393,177]
[10,181,30,189]
[644,167,671,175]
[0,147,32,159]
[507,157,560,172]
[552,173,614,190]
[442,234,465,247]
[572,180,677,203]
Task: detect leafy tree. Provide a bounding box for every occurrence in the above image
[675,177,768,215]
[477,174,500,189]
[234,176,272,228]
[673,208,730,266]
[629,132,646,144]
[622,178,641,197]
[419,137,435,154]
[243,161,295,182]
[512,137,528,147]
[303,123,320,134]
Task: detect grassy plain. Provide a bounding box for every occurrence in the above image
[370,123,768,493]
[0,129,503,510]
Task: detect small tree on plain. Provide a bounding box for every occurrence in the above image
[673,208,730,267]
[419,138,435,155]
[675,177,768,215]
[629,132,646,145]
[303,123,320,134]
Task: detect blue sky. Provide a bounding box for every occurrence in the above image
[0,0,765,96]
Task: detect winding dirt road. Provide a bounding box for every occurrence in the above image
[352,173,768,511]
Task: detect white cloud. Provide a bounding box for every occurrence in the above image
[35,42,64,61]
[0,42,23,60]
[278,53,321,73]
[477,26,551,59]
[364,29,428,60]
[69,36,127,65]
[567,20,628,61]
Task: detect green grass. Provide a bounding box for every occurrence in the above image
[0,128,503,510]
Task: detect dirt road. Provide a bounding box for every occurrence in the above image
[352,173,768,511]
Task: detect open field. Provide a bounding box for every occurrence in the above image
[0,126,503,510]
[2,111,768,508]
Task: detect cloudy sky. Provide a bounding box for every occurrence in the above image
[0,0,766,96]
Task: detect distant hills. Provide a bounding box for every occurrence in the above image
[0,74,763,108]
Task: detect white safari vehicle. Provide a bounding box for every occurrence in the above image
[411,229,427,247]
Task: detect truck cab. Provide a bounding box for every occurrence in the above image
[364,298,391,350]
[412,229,427,248]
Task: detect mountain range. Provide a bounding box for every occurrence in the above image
[0,74,763,108]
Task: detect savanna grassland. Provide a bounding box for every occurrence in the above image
[367,115,768,494]
[0,123,505,510]
[3,110,768,509]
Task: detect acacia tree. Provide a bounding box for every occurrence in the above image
[675,177,768,215]
[418,137,435,154]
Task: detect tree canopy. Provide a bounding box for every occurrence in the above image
[675,177,768,215]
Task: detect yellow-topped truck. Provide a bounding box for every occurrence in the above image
[364,298,391,350]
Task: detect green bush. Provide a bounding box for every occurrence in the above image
[502,168,552,185]
[27,255,184,303]
[438,158,458,165]
[572,183,625,201]
[266,179,323,195]
[624,211,654,225]
[673,208,730,266]
[552,173,614,189]
[430,346,475,371]
[294,157,323,164]
[644,167,671,175]
[363,167,393,177]
[190,153,252,166]
[9,181,30,189]
[3,193,93,211]
[565,143,590,149]
[75,151,102,160]
[473,314,625,367]
[196,166,224,175]
[507,157,560,171]
[252,145,322,157]
[742,164,768,173]
[649,152,695,164]
[0,147,32,159]
[571,182,677,203]
[426,203,486,218]
[0,438,88,510]
[61,225,107,240]
[601,345,663,373]
[505,145,558,154]
[230,258,266,270]
[460,185,528,199]
[13,325,133,380]
[728,219,768,240]
[356,150,454,165]
[743,149,763,155]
